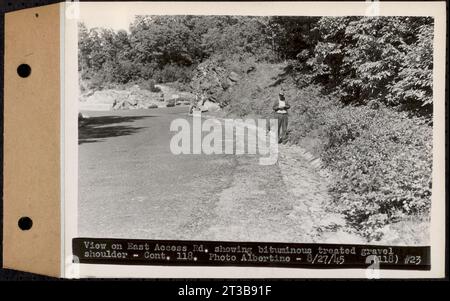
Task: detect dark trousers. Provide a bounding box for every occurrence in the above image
[276,113,288,141]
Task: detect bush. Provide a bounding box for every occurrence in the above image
[166,81,191,92]
[322,106,432,240]
[286,88,432,241]
[153,64,193,84]
[298,17,434,117]
[139,79,161,92]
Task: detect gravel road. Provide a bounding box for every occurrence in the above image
[78,107,357,243]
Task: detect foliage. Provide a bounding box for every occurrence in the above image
[296,17,434,116]
[281,85,432,241]
[321,105,432,240]
[266,16,320,61]
[200,16,273,61]
[152,64,193,84]
[79,16,276,89]
[139,79,161,92]
[129,16,202,67]
[389,24,434,114]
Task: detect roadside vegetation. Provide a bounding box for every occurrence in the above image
[78,16,433,243]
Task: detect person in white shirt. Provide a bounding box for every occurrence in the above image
[272,91,290,143]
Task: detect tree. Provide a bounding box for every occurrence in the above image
[267,16,320,61]
[389,23,433,114]
[300,16,434,116]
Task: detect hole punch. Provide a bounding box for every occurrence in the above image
[18,217,33,231]
[17,64,31,78]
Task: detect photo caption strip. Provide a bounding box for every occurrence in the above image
[73,238,430,270]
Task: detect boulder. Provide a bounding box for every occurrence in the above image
[127,96,137,106]
[203,100,220,112]
[89,90,115,105]
[228,71,240,82]
[246,66,256,74]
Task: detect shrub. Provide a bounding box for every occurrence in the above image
[139,79,161,92]
[321,106,432,240]
[166,81,191,92]
[85,74,108,91]
[285,86,432,241]
[298,17,434,117]
[153,64,194,84]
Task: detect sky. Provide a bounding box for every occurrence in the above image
[74,1,422,32]
[76,2,233,32]
[78,3,141,31]
[74,1,301,32]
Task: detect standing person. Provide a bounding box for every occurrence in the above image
[200,92,207,106]
[189,93,199,115]
[273,91,290,143]
[199,92,208,111]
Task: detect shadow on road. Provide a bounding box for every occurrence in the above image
[79,115,154,145]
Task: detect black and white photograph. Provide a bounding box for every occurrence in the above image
[64,1,446,278]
